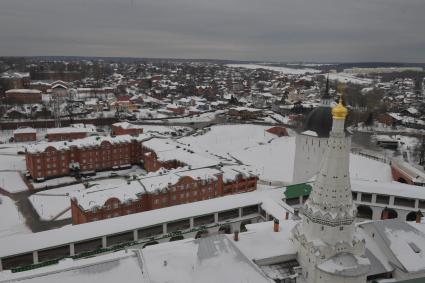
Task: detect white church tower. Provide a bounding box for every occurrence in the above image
[292,76,335,183]
[292,98,370,283]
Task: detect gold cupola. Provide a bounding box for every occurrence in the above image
[332,97,348,120]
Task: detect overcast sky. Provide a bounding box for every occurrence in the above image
[1,0,424,62]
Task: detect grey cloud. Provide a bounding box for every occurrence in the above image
[0,0,424,62]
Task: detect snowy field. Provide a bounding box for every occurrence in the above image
[32,176,77,190]
[0,154,26,171]
[0,171,28,193]
[0,196,30,238]
[179,124,277,156]
[29,183,85,221]
[234,136,296,184]
[29,178,133,221]
[327,72,373,85]
[167,110,224,123]
[227,64,321,75]
[178,124,393,184]
[179,124,295,183]
[350,154,393,182]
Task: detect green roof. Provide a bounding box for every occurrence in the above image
[373,278,425,283]
[284,183,312,199]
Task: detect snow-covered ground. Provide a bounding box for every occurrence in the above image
[29,183,85,221]
[227,64,321,75]
[0,196,30,238]
[167,110,224,123]
[179,124,276,156]
[234,136,296,184]
[327,72,373,85]
[178,124,393,184]
[0,171,28,193]
[31,176,77,190]
[350,154,393,182]
[0,154,26,171]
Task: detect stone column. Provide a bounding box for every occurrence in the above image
[70,243,75,256]
[33,251,39,264]
[102,236,107,248]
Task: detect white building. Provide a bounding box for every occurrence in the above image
[292,99,370,283]
[293,77,337,183]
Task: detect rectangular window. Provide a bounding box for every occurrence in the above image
[376,195,390,205]
[361,193,372,202]
[394,197,415,208]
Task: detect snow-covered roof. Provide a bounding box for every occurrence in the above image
[46,124,97,135]
[0,250,146,283]
[5,89,41,94]
[142,138,221,168]
[142,235,272,283]
[359,220,425,273]
[112,122,143,130]
[13,127,36,134]
[26,134,151,154]
[0,188,287,258]
[352,179,425,200]
[73,165,257,210]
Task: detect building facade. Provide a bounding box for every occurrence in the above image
[4,89,42,104]
[293,99,370,283]
[46,125,97,142]
[111,122,144,136]
[70,166,258,225]
[25,135,148,181]
[13,127,37,142]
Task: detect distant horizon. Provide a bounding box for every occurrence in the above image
[1,55,425,66]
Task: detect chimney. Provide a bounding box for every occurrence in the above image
[285,211,289,220]
[234,230,239,242]
[416,210,423,224]
[274,219,280,232]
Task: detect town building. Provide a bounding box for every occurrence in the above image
[228,107,263,120]
[0,72,30,90]
[292,78,337,183]
[25,134,150,181]
[140,138,220,172]
[292,98,370,283]
[46,124,97,142]
[4,89,42,104]
[13,127,37,142]
[50,81,69,97]
[70,165,257,224]
[111,122,144,136]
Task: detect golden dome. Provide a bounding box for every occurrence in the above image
[332,97,348,120]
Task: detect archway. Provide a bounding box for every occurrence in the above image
[398,177,407,184]
[356,205,373,220]
[406,211,417,222]
[169,235,184,242]
[381,208,398,220]
[218,225,231,234]
[143,241,159,248]
[195,230,209,239]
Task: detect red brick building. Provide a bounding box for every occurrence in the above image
[229,107,262,120]
[0,72,30,90]
[266,126,289,137]
[5,89,42,104]
[13,127,37,142]
[46,124,97,142]
[111,122,144,136]
[70,166,257,224]
[166,104,185,115]
[25,135,149,181]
